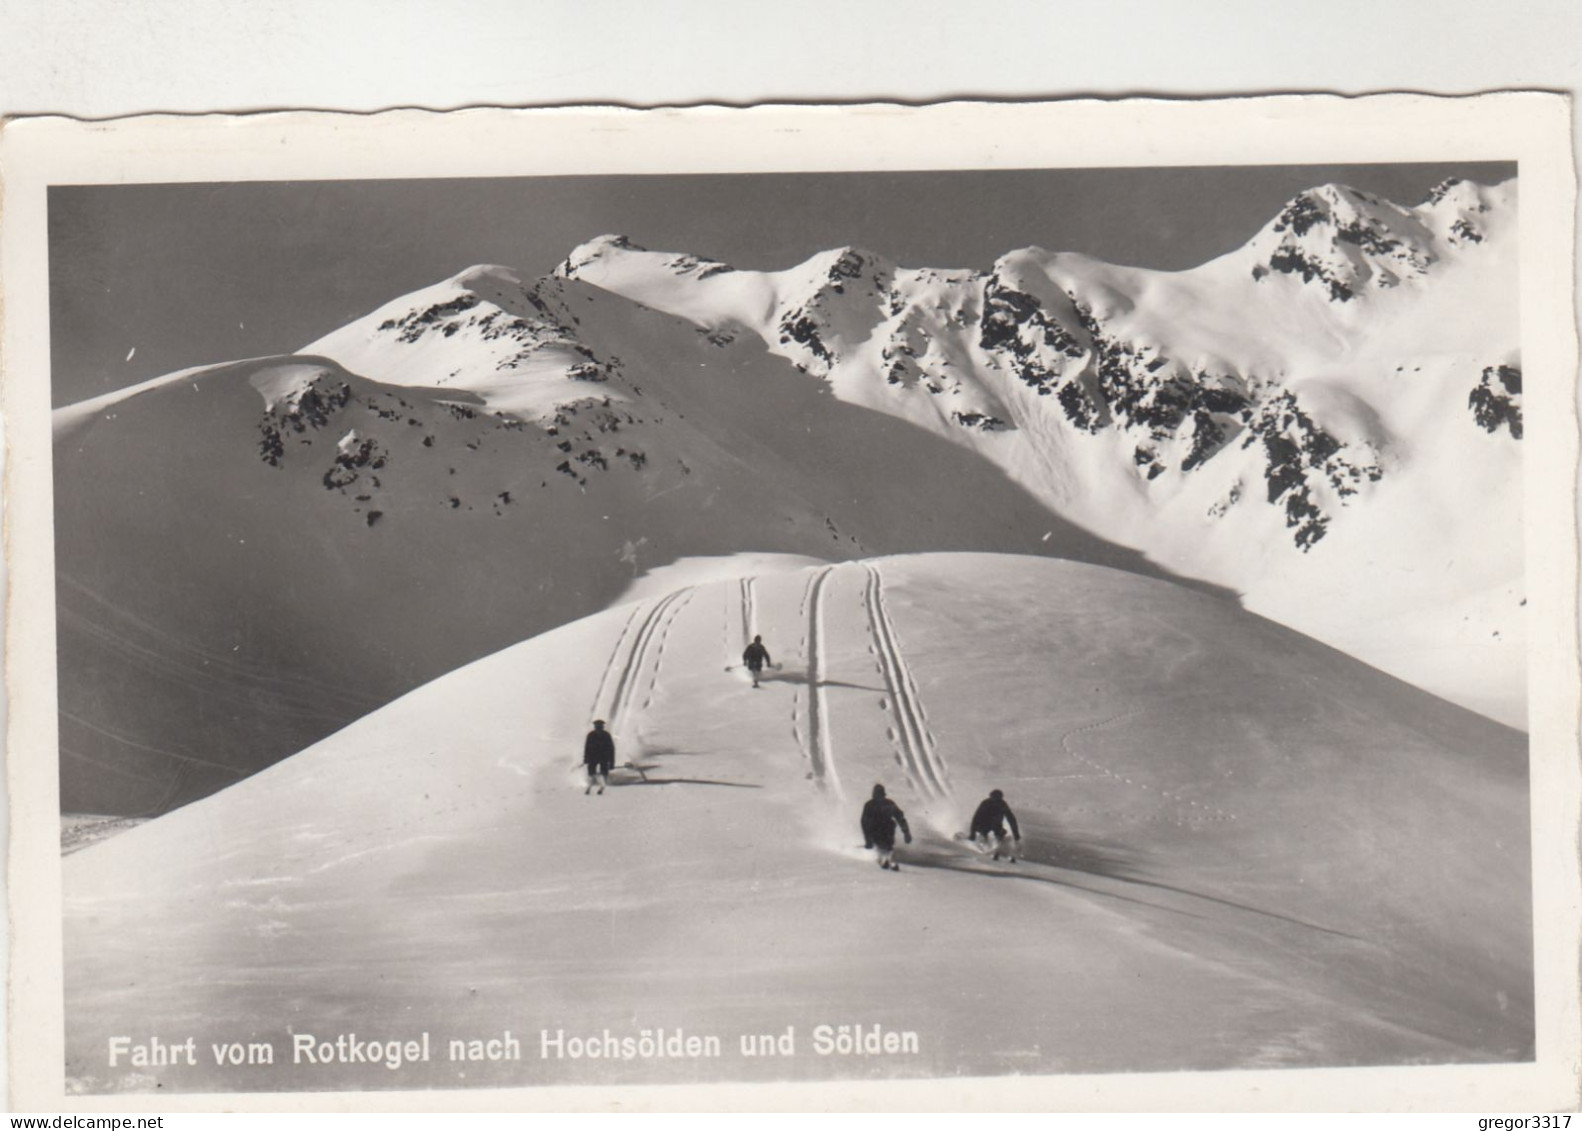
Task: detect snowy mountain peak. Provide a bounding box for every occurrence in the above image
[559,234,651,276]
[767,247,902,376]
[1236,178,1514,303]
[450,262,523,285]
[1245,182,1441,301]
[801,245,894,283]
[1426,175,1494,213]
[448,262,529,298]
[1419,176,1510,248]
[301,263,609,417]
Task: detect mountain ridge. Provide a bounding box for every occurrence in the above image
[52,177,1526,815]
[544,177,1523,722]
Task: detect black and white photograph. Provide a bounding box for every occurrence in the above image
[3,98,1578,1112]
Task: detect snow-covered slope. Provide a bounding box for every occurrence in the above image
[62,555,1532,1093]
[52,178,1526,815]
[559,180,1524,724]
[54,294,1146,815]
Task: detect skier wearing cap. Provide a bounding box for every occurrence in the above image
[860,783,912,871]
[742,635,772,689]
[583,719,615,795]
[970,788,1022,861]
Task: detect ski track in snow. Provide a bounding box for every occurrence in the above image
[602,587,694,726]
[789,572,815,785]
[640,588,694,711]
[802,566,840,796]
[797,569,817,619]
[589,604,644,721]
[862,563,949,800]
[739,576,756,645]
[1058,708,1237,824]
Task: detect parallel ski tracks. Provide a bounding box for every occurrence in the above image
[862,563,949,800]
[589,604,643,721]
[739,576,757,645]
[802,566,839,795]
[638,588,695,713]
[597,587,694,726]
[590,564,941,807]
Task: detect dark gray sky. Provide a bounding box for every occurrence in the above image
[48,162,1515,407]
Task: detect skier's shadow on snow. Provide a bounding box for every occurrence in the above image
[908,820,1363,941]
[1015,820,1144,880]
[615,778,762,789]
[612,753,762,790]
[903,836,1208,922]
[759,668,886,693]
[907,823,1177,911]
[615,775,761,790]
[629,745,709,758]
[1020,826,1364,939]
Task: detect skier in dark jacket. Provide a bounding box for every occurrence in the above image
[860,783,912,871]
[742,635,772,688]
[970,788,1021,861]
[583,719,615,795]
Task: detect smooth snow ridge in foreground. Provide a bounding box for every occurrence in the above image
[64,554,1531,1093]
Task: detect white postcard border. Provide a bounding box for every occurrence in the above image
[3,94,1577,1112]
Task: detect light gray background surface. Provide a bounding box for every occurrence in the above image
[1,0,1579,125]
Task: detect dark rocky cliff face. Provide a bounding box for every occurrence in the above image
[1469,364,1523,439]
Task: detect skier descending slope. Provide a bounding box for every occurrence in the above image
[861,784,912,872]
[742,635,772,689]
[583,720,615,796]
[969,789,1022,862]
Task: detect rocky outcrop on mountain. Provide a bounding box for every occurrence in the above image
[257,374,353,467]
[977,270,1087,398]
[773,248,895,375]
[1469,364,1523,439]
[1242,390,1383,549]
[966,272,1395,549]
[247,353,658,529]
